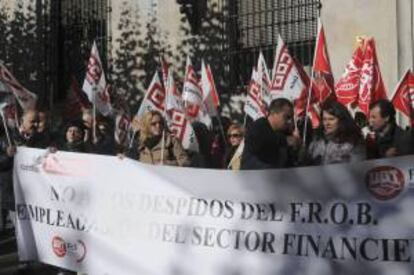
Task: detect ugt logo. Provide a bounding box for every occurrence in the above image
[52,236,87,263]
[365,166,405,201]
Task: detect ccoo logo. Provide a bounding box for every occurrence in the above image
[365,166,405,201]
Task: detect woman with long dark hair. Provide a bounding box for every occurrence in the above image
[306,100,365,165]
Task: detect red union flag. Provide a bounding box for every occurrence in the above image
[244,68,267,121]
[335,38,366,106]
[391,70,414,125]
[311,20,335,103]
[0,63,37,110]
[271,35,307,101]
[136,72,165,119]
[82,41,112,116]
[358,38,388,115]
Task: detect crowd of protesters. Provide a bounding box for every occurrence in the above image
[0,97,413,274]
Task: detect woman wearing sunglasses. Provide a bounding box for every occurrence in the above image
[137,110,190,166]
[223,123,244,170]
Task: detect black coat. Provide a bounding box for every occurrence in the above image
[241,117,291,169]
[0,138,13,211]
[367,123,413,159]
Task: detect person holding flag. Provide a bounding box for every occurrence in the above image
[136,110,190,166]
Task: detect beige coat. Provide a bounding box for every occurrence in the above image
[138,134,190,167]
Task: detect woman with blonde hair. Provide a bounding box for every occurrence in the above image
[223,123,244,169]
[138,110,190,166]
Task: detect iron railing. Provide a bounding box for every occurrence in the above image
[223,0,321,91]
[59,0,110,98]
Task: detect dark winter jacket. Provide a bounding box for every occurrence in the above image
[367,123,413,159]
[0,138,13,211]
[241,117,292,169]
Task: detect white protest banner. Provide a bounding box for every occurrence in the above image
[14,147,414,275]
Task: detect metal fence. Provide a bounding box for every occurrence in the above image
[57,0,110,100]
[223,0,321,91]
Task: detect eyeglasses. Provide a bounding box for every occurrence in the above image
[228,133,242,138]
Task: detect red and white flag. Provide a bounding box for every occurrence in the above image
[357,38,388,115]
[136,72,165,119]
[0,95,17,129]
[391,69,414,125]
[168,109,199,152]
[311,19,335,104]
[165,67,182,112]
[257,52,272,105]
[160,56,169,89]
[181,57,211,127]
[0,63,37,110]
[164,67,199,151]
[335,38,366,106]
[293,58,321,129]
[182,57,203,106]
[244,68,267,121]
[271,35,307,101]
[82,41,112,116]
[64,76,91,120]
[201,61,220,116]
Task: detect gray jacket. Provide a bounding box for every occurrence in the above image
[307,138,365,165]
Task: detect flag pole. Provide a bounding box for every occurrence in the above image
[242,113,248,129]
[160,129,166,165]
[302,70,315,146]
[302,18,321,146]
[160,68,169,165]
[1,110,12,147]
[128,130,136,149]
[92,86,97,143]
[14,98,20,130]
[216,112,228,147]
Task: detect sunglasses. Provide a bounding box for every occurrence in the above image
[228,133,242,138]
[151,121,163,126]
